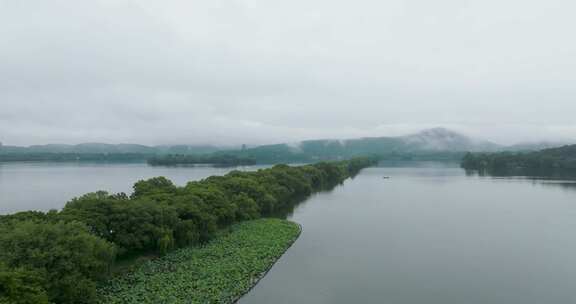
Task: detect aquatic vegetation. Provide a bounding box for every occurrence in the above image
[97,219,300,304]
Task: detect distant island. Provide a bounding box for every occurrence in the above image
[0,143,228,163]
[147,154,256,166]
[461,144,576,175]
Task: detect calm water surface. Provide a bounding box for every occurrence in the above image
[3,161,576,303]
[0,162,269,214]
[241,162,576,304]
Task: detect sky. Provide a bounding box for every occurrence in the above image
[1,0,576,146]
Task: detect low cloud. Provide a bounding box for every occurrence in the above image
[1,0,576,146]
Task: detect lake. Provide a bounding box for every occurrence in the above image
[0,161,270,214]
[3,161,576,303]
[240,162,576,304]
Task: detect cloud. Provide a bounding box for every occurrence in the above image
[1,0,576,145]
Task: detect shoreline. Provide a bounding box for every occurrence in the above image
[232,222,302,304]
[97,219,303,303]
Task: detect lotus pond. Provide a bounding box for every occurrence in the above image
[97,219,300,304]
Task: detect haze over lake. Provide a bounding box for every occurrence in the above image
[3,161,576,303]
[4,0,576,302]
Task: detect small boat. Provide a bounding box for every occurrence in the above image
[382,176,391,179]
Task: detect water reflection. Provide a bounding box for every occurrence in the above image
[465,167,576,192]
[5,162,576,303]
[465,167,576,180]
[240,164,576,304]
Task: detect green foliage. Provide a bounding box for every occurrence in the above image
[208,136,468,164]
[0,158,375,303]
[233,193,260,220]
[0,263,48,304]
[0,152,151,162]
[156,228,175,256]
[0,143,223,162]
[62,193,180,255]
[147,154,256,166]
[60,191,122,240]
[184,183,238,226]
[0,221,116,304]
[461,145,576,175]
[0,210,59,227]
[97,219,301,304]
[132,177,178,198]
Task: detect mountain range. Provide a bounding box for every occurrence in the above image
[213,128,572,162]
[0,143,225,155]
[0,128,571,162]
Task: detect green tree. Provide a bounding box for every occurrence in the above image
[132,177,177,199]
[233,193,260,220]
[0,263,48,304]
[0,221,116,304]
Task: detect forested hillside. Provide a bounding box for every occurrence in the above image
[3,128,566,164]
[0,143,224,155]
[210,128,497,163]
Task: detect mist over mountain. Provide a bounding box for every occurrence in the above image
[504,141,572,152]
[400,128,500,152]
[210,128,575,163]
[212,128,496,162]
[1,128,572,163]
[289,128,571,155]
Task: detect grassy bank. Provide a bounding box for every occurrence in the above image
[97,219,301,304]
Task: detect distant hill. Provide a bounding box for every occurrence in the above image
[1,128,573,164]
[0,143,230,163]
[0,143,226,155]
[401,128,500,152]
[213,128,502,163]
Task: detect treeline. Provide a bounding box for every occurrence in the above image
[208,149,466,165]
[0,147,464,165]
[147,154,256,166]
[375,151,466,161]
[461,144,576,174]
[211,145,311,163]
[0,143,221,155]
[0,152,255,166]
[0,153,149,162]
[0,158,375,304]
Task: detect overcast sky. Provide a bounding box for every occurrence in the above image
[1,0,575,146]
